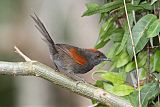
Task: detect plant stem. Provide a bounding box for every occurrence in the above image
[123,0,141,107]
[131,0,136,24]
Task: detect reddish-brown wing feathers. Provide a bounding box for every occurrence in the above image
[69,48,87,65]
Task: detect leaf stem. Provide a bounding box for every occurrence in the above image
[123,0,141,107]
[131,0,136,24]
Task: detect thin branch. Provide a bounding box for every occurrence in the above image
[123,0,141,107]
[131,0,136,24]
[0,61,132,107]
[147,44,151,83]
[14,46,31,61]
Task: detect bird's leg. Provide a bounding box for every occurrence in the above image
[68,71,86,84]
[54,63,60,72]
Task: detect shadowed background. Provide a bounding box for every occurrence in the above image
[0,0,104,107]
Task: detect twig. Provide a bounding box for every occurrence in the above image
[123,0,141,107]
[131,0,136,24]
[147,45,160,49]
[14,46,31,61]
[147,44,150,83]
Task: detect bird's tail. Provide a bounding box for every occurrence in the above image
[31,13,58,55]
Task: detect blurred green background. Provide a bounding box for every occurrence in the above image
[0,0,103,107]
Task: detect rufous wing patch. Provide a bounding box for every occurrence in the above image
[69,48,87,65]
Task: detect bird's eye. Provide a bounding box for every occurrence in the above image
[95,54,101,58]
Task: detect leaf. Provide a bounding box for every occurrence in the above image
[126,2,153,12]
[151,0,157,5]
[125,51,147,72]
[99,18,115,40]
[110,84,134,96]
[137,51,147,67]
[116,14,133,55]
[103,83,134,96]
[127,14,157,58]
[153,50,160,72]
[116,25,129,55]
[82,0,123,16]
[125,62,135,72]
[129,83,159,107]
[152,72,160,80]
[95,80,104,89]
[86,3,99,9]
[138,2,153,10]
[103,82,113,92]
[95,18,116,49]
[101,72,125,85]
[109,28,124,42]
[106,43,119,59]
[116,50,130,68]
[147,19,160,38]
[95,39,109,49]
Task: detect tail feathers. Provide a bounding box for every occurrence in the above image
[31,13,58,55]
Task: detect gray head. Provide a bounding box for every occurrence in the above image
[83,48,110,66]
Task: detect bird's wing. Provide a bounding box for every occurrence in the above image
[56,44,87,65]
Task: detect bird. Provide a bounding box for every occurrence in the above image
[31,14,110,77]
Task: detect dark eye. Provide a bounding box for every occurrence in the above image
[95,54,101,58]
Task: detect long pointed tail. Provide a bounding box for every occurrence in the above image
[31,13,58,55]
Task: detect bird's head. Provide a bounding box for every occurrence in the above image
[84,48,110,66]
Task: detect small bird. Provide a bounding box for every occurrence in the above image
[31,14,110,75]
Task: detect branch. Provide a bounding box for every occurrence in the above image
[0,46,132,106]
[0,61,132,107]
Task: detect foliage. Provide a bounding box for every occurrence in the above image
[83,0,160,107]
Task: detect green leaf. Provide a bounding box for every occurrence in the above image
[103,82,113,92]
[86,3,99,9]
[109,84,134,96]
[109,28,124,42]
[125,51,147,72]
[127,14,157,58]
[116,14,133,55]
[129,83,158,107]
[95,39,109,49]
[95,80,104,89]
[101,72,125,85]
[151,0,157,5]
[138,2,153,10]
[126,3,153,12]
[153,50,160,72]
[116,50,130,68]
[82,0,123,16]
[106,43,119,59]
[104,83,134,96]
[99,18,115,40]
[152,72,160,80]
[99,18,114,39]
[147,19,160,38]
[137,51,147,67]
[125,62,135,72]
[95,18,116,49]
[116,25,129,55]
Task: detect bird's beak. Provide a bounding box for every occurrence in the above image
[101,57,111,61]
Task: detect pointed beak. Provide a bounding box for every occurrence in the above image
[101,57,111,61]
